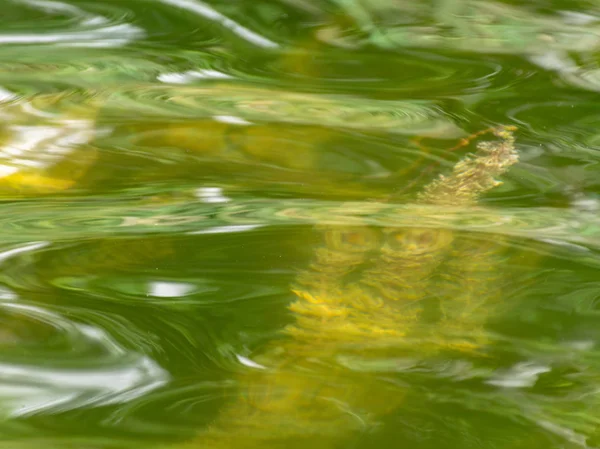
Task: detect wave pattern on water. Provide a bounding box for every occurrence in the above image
[3,0,600,448]
[4,0,144,47]
[0,298,169,417]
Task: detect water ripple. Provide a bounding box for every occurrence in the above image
[0,91,101,195]
[105,84,464,137]
[0,0,598,447]
[314,0,600,61]
[0,299,169,417]
[0,196,593,253]
[0,48,170,91]
[4,0,144,47]
[155,0,278,48]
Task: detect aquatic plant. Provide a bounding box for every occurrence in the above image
[169,126,520,448]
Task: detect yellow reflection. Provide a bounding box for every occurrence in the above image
[0,93,99,195]
[129,119,331,172]
[173,127,521,448]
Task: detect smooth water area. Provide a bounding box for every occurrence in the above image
[2,1,600,448]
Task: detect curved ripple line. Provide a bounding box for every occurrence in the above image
[0,48,174,92]
[262,48,503,95]
[0,301,170,417]
[319,0,600,59]
[109,84,464,137]
[556,60,600,94]
[0,242,47,264]
[4,0,144,47]
[0,198,595,251]
[156,0,279,48]
[0,91,101,195]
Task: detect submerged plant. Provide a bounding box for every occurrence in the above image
[169,126,521,449]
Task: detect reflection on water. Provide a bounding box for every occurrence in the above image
[2,1,600,448]
[171,129,521,449]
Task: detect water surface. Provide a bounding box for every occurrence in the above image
[1,1,600,448]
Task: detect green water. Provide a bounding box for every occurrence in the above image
[2,0,600,448]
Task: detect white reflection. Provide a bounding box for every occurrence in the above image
[536,419,588,447]
[0,88,16,103]
[194,186,230,203]
[158,0,279,48]
[0,242,48,264]
[236,354,266,370]
[158,69,233,84]
[572,195,600,212]
[214,115,251,125]
[0,287,16,301]
[0,356,168,416]
[538,238,590,253]
[0,303,170,416]
[487,362,551,388]
[0,107,98,184]
[528,51,576,73]
[22,0,101,15]
[561,10,599,26]
[148,281,195,298]
[4,0,144,47]
[191,224,262,234]
[0,24,143,47]
[565,340,595,351]
[0,166,17,177]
